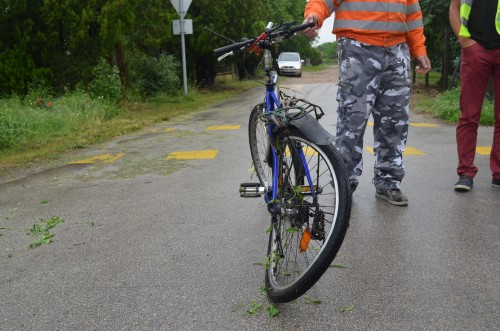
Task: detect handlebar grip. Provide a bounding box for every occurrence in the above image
[213,38,256,57]
[289,22,316,34]
[268,22,316,39]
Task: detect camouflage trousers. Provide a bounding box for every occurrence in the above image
[335,38,411,191]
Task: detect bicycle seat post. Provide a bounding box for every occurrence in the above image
[263,47,279,102]
[265,49,277,82]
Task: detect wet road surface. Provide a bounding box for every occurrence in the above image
[0,72,499,330]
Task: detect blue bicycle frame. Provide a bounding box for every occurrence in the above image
[261,47,317,212]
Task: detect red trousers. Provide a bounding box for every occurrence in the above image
[457,43,500,179]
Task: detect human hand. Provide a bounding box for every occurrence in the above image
[458,36,476,48]
[302,14,319,39]
[415,55,431,75]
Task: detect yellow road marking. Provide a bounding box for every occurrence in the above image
[298,148,317,156]
[166,150,219,160]
[151,128,176,133]
[476,146,492,155]
[403,147,427,155]
[70,153,125,164]
[206,125,241,131]
[283,147,317,156]
[410,123,441,127]
[365,147,426,156]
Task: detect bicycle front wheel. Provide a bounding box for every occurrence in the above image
[265,129,351,303]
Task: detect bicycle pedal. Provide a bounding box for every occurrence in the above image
[239,183,265,197]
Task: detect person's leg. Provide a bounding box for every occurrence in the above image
[490,48,500,181]
[457,43,491,178]
[372,43,411,193]
[335,38,382,188]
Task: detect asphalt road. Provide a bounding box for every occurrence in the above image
[0,74,499,330]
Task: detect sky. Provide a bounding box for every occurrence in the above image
[315,16,336,45]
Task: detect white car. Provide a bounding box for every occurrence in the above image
[277,52,303,77]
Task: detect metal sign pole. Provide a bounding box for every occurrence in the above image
[179,0,188,95]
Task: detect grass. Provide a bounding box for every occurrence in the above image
[0,80,258,175]
[412,72,495,126]
[302,64,332,73]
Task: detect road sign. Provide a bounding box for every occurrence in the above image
[170,0,192,15]
[170,0,192,96]
[173,19,193,35]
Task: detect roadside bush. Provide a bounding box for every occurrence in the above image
[129,53,180,97]
[308,48,323,66]
[88,58,122,102]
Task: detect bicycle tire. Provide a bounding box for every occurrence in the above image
[248,103,272,188]
[264,128,351,303]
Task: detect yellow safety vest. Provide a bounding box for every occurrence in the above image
[459,0,500,37]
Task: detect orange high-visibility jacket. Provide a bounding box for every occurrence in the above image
[304,0,427,58]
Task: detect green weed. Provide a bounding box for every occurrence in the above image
[339,304,355,313]
[231,300,280,319]
[265,223,272,234]
[253,255,271,270]
[286,227,300,234]
[266,305,280,318]
[245,301,263,316]
[304,295,322,305]
[329,264,348,269]
[27,216,64,248]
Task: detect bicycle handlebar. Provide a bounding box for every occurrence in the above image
[212,22,315,58]
[213,38,257,58]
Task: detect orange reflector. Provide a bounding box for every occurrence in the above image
[300,228,312,252]
[301,185,318,192]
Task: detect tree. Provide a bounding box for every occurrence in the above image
[267,0,317,63]
[0,1,51,95]
[0,0,319,94]
[316,42,338,62]
[186,0,271,85]
[419,0,461,89]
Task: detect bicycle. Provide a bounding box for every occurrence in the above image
[211,21,351,303]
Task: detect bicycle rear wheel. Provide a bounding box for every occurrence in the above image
[264,129,351,303]
[248,103,272,188]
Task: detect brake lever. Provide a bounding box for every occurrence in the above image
[217,51,234,62]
